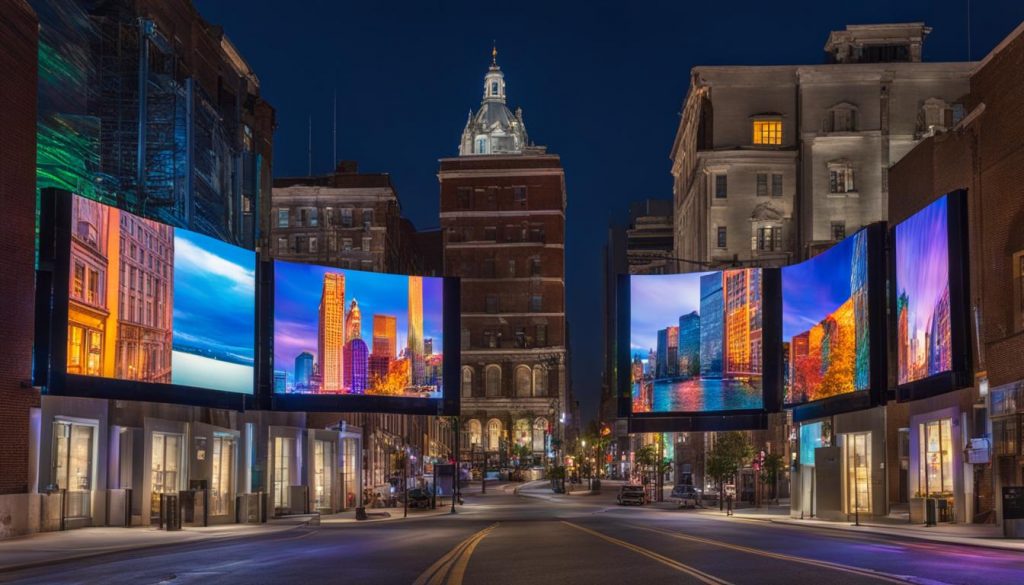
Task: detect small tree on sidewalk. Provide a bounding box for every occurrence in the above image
[760,452,785,504]
[705,432,754,510]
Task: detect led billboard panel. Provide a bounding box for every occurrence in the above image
[894,195,953,385]
[629,269,764,414]
[782,230,870,405]
[65,194,256,394]
[273,260,444,399]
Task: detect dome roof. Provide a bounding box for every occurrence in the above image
[458,50,528,156]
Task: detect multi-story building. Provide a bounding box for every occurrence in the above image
[671,23,972,267]
[625,200,674,274]
[441,50,568,469]
[31,0,275,249]
[271,161,403,273]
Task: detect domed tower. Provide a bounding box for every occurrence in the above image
[458,46,528,155]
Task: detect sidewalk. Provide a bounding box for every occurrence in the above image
[688,503,1024,552]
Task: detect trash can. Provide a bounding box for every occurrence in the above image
[160,493,181,531]
[1002,486,1024,538]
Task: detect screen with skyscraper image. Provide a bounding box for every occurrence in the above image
[273,260,444,399]
[895,195,953,385]
[65,195,256,394]
[782,230,870,405]
[629,269,764,413]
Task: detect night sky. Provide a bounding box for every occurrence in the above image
[781,232,858,342]
[193,0,1024,422]
[630,272,711,356]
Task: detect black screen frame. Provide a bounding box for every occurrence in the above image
[264,259,461,416]
[786,223,889,424]
[34,189,258,410]
[620,268,781,433]
[892,190,972,403]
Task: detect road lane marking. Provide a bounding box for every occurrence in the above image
[560,521,732,585]
[629,523,914,584]
[413,523,498,585]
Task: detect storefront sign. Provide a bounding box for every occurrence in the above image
[966,438,990,464]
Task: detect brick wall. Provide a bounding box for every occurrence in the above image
[0,0,40,495]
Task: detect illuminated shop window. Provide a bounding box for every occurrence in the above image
[919,419,953,496]
[752,119,782,145]
[844,431,872,513]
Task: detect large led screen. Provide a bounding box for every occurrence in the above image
[629,269,764,413]
[66,195,256,394]
[273,261,444,399]
[895,195,953,385]
[782,230,870,405]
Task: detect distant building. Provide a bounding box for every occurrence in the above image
[344,339,369,394]
[699,273,724,378]
[678,311,700,377]
[273,370,287,393]
[294,351,314,391]
[346,299,362,341]
[318,273,346,392]
[372,315,397,359]
[424,338,434,356]
[408,276,425,386]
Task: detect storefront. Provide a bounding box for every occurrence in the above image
[143,418,189,525]
[37,396,109,530]
[191,423,240,524]
[992,380,1023,524]
[307,429,339,514]
[268,426,305,516]
[338,426,363,510]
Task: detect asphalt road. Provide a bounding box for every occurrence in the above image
[2,484,1022,585]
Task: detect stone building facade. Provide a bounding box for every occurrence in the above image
[441,52,568,470]
[671,23,972,267]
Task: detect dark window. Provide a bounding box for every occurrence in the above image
[717,226,727,248]
[831,221,846,241]
[486,295,499,313]
[513,186,527,205]
[756,174,768,197]
[772,174,783,197]
[515,327,527,348]
[756,226,782,251]
[536,324,547,346]
[483,226,497,241]
[482,258,496,278]
[508,259,516,277]
[461,328,470,350]
[530,257,542,276]
[484,330,499,348]
[362,209,374,225]
[457,187,471,209]
[530,295,543,312]
[714,174,727,199]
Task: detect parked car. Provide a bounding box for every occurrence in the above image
[670,485,701,509]
[402,487,433,509]
[617,484,646,506]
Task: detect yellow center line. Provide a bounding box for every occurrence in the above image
[560,521,732,585]
[413,523,498,585]
[629,523,913,584]
[445,525,495,585]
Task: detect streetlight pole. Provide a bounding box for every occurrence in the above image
[451,417,458,514]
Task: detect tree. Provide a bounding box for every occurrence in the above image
[760,452,785,504]
[705,432,754,510]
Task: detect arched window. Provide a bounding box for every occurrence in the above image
[461,367,473,398]
[514,419,531,448]
[532,365,547,397]
[468,419,482,448]
[533,418,548,452]
[491,81,499,96]
[476,137,487,154]
[514,365,532,397]
[487,419,502,451]
[485,365,501,397]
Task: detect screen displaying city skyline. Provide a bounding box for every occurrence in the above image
[65,195,256,394]
[895,195,953,385]
[629,269,764,413]
[273,261,444,399]
[782,230,870,405]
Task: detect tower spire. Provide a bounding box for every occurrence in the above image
[491,41,497,65]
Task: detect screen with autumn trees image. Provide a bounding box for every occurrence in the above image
[273,260,444,399]
[782,230,870,405]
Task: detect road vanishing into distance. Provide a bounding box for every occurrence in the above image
[2,482,1021,585]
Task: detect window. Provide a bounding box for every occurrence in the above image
[919,419,953,496]
[462,367,473,398]
[716,226,728,249]
[845,432,872,513]
[491,81,499,96]
[483,226,497,241]
[476,137,487,154]
[309,208,318,227]
[828,162,856,194]
[342,238,353,252]
[533,418,547,452]
[487,419,501,451]
[361,236,372,252]
[277,209,289,228]
[772,174,783,197]
[457,187,471,208]
[76,220,97,247]
[484,330,498,348]
[826,105,858,132]
[714,174,728,199]
[468,420,482,447]
[536,324,547,346]
[299,208,309,226]
[482,258,496,278]
[277,237,288,253]
[294,236,306,254]
[67,325,83,373]
[530,295,543,312]
[461,327,470,350]
[756,173,768,197]
[362,209,374,225]
[752,119,782,145]
[507,259,516,277]
[530,257,542,276]
[513,186,527,205]
[514,327,527,348]
[533,366,547,397]
[831,221,846,241]
[515,365,532,397]
[514,419,531,448]
[755,226,782,252]
[340,208,353,227]
[73,262,85,299]
[486,295,498,313]
[309,237,318,253]
[485,366,501,398]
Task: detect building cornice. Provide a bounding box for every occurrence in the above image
[437,168,564,179]
[440,210,564,219]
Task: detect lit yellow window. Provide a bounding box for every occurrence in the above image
[752,120,782,145]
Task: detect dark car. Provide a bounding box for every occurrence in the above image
[402,487,433,509]
[617,484,646,506]
[670,485,701,508]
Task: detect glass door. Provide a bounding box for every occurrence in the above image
[845,432,872,514]
[342,438,359,509]
[151,432,183,522]
[313,440,334,511]
[210,435,235,517]
[273,437,294,512]
[53,421,94,519]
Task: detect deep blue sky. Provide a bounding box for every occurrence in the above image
[630,272,711,356]
[274,262,444,383]
[172,229,256,361]
[194,0,1024,422]
[781,232,858,341]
